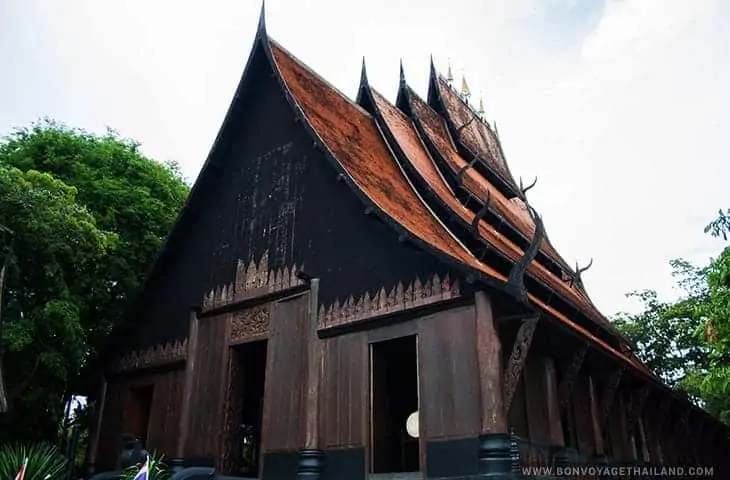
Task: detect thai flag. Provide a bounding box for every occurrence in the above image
[132,455,149,480]
[13,457,28,480]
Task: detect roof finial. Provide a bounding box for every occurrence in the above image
[360,57,369,87]
[460,72,471,100]
[257,0,267,35]
[400,59,406,86]
[477,92,485,117]
[446,58,454,85]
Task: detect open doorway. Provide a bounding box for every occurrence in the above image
[124,384,153,448]
[370,335,420,474]
[231,340,268,477]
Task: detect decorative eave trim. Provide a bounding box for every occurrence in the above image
[200,250,307,313]
[318,272,460,329]
[112,339,187,374]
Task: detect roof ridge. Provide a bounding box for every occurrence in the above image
[268,36,373,119]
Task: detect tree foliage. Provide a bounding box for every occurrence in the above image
[0,120,189,441]
[613,211,730,423]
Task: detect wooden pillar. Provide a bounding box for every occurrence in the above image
[474,291,511,476]
[544,358,564,447]
[86,376,108,475]
[298,279,323,479]
[176,308,200,463]
[588,376,604,455]
[475,292,507,434]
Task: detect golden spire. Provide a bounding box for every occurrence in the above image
[446,58,454,85]
[460,72,471,99]
[477,93,485,117]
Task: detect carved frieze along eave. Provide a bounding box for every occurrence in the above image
[557,342,588,414]
[112,339,188,374]
[201,250,307,314]
[229,305,271,344]
[317,273,460,330]
[503,315,540,411]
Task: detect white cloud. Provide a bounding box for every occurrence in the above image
[1,0,727,316]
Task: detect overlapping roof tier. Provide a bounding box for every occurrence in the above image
[265,37,653,377]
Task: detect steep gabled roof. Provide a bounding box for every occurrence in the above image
[265,39,651,375]
[366,79,634,345]
[268,41,505,282]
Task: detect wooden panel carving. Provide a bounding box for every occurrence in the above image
[202,250,306,312]
[317,273,460,329]
[558,343,588,413]
[504,316,539,411]
[220,347,244,474]
[230,305,270,343]
[113,340,187,373]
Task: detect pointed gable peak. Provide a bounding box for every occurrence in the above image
[360,56,369,87]
[399,59,406,87]
[257,0,267,37]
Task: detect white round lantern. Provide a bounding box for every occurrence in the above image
[406,411,419,438]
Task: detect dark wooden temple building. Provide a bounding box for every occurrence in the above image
[87,8,730,479]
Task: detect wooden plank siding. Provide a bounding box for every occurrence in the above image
[261,293,309,452]
[417,305,480,441]
[96,368,185,470]
[185,313,231,460]
[321,332,368,449]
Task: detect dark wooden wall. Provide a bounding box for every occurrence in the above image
[185,313,231,460]
[96,368,185,470]
[321,331,368,449]
[418,305,480,441]
[261,293,309,453]
[122,39,447,358]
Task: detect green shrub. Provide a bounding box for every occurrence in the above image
[0,443,68,480]
[121,453,169,480]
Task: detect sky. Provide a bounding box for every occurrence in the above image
[1,0,728,317]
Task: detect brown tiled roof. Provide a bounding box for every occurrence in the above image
[433,76,519,192]
[374,88,620,333]
[268,39,650,377]
[406,87,574,273]
[270,42,501,279]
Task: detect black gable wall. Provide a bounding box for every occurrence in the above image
[128,46,452,353]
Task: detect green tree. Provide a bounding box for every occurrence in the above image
[0,120,190,441]
[0,120,189,356]
[613,210,730,423]
[0,165,115,440]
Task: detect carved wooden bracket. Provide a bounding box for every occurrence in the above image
[599,366,625,432]
[503,315,540,411]
[626,384,651,439]
[558,342,588,413]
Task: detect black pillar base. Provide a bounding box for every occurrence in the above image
[168,458,186,474]
[297,449,324,480]
[478,434,515,478]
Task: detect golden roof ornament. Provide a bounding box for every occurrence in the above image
[477,93,485,117]
[460,73,471,100]
[446,59,454,85]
